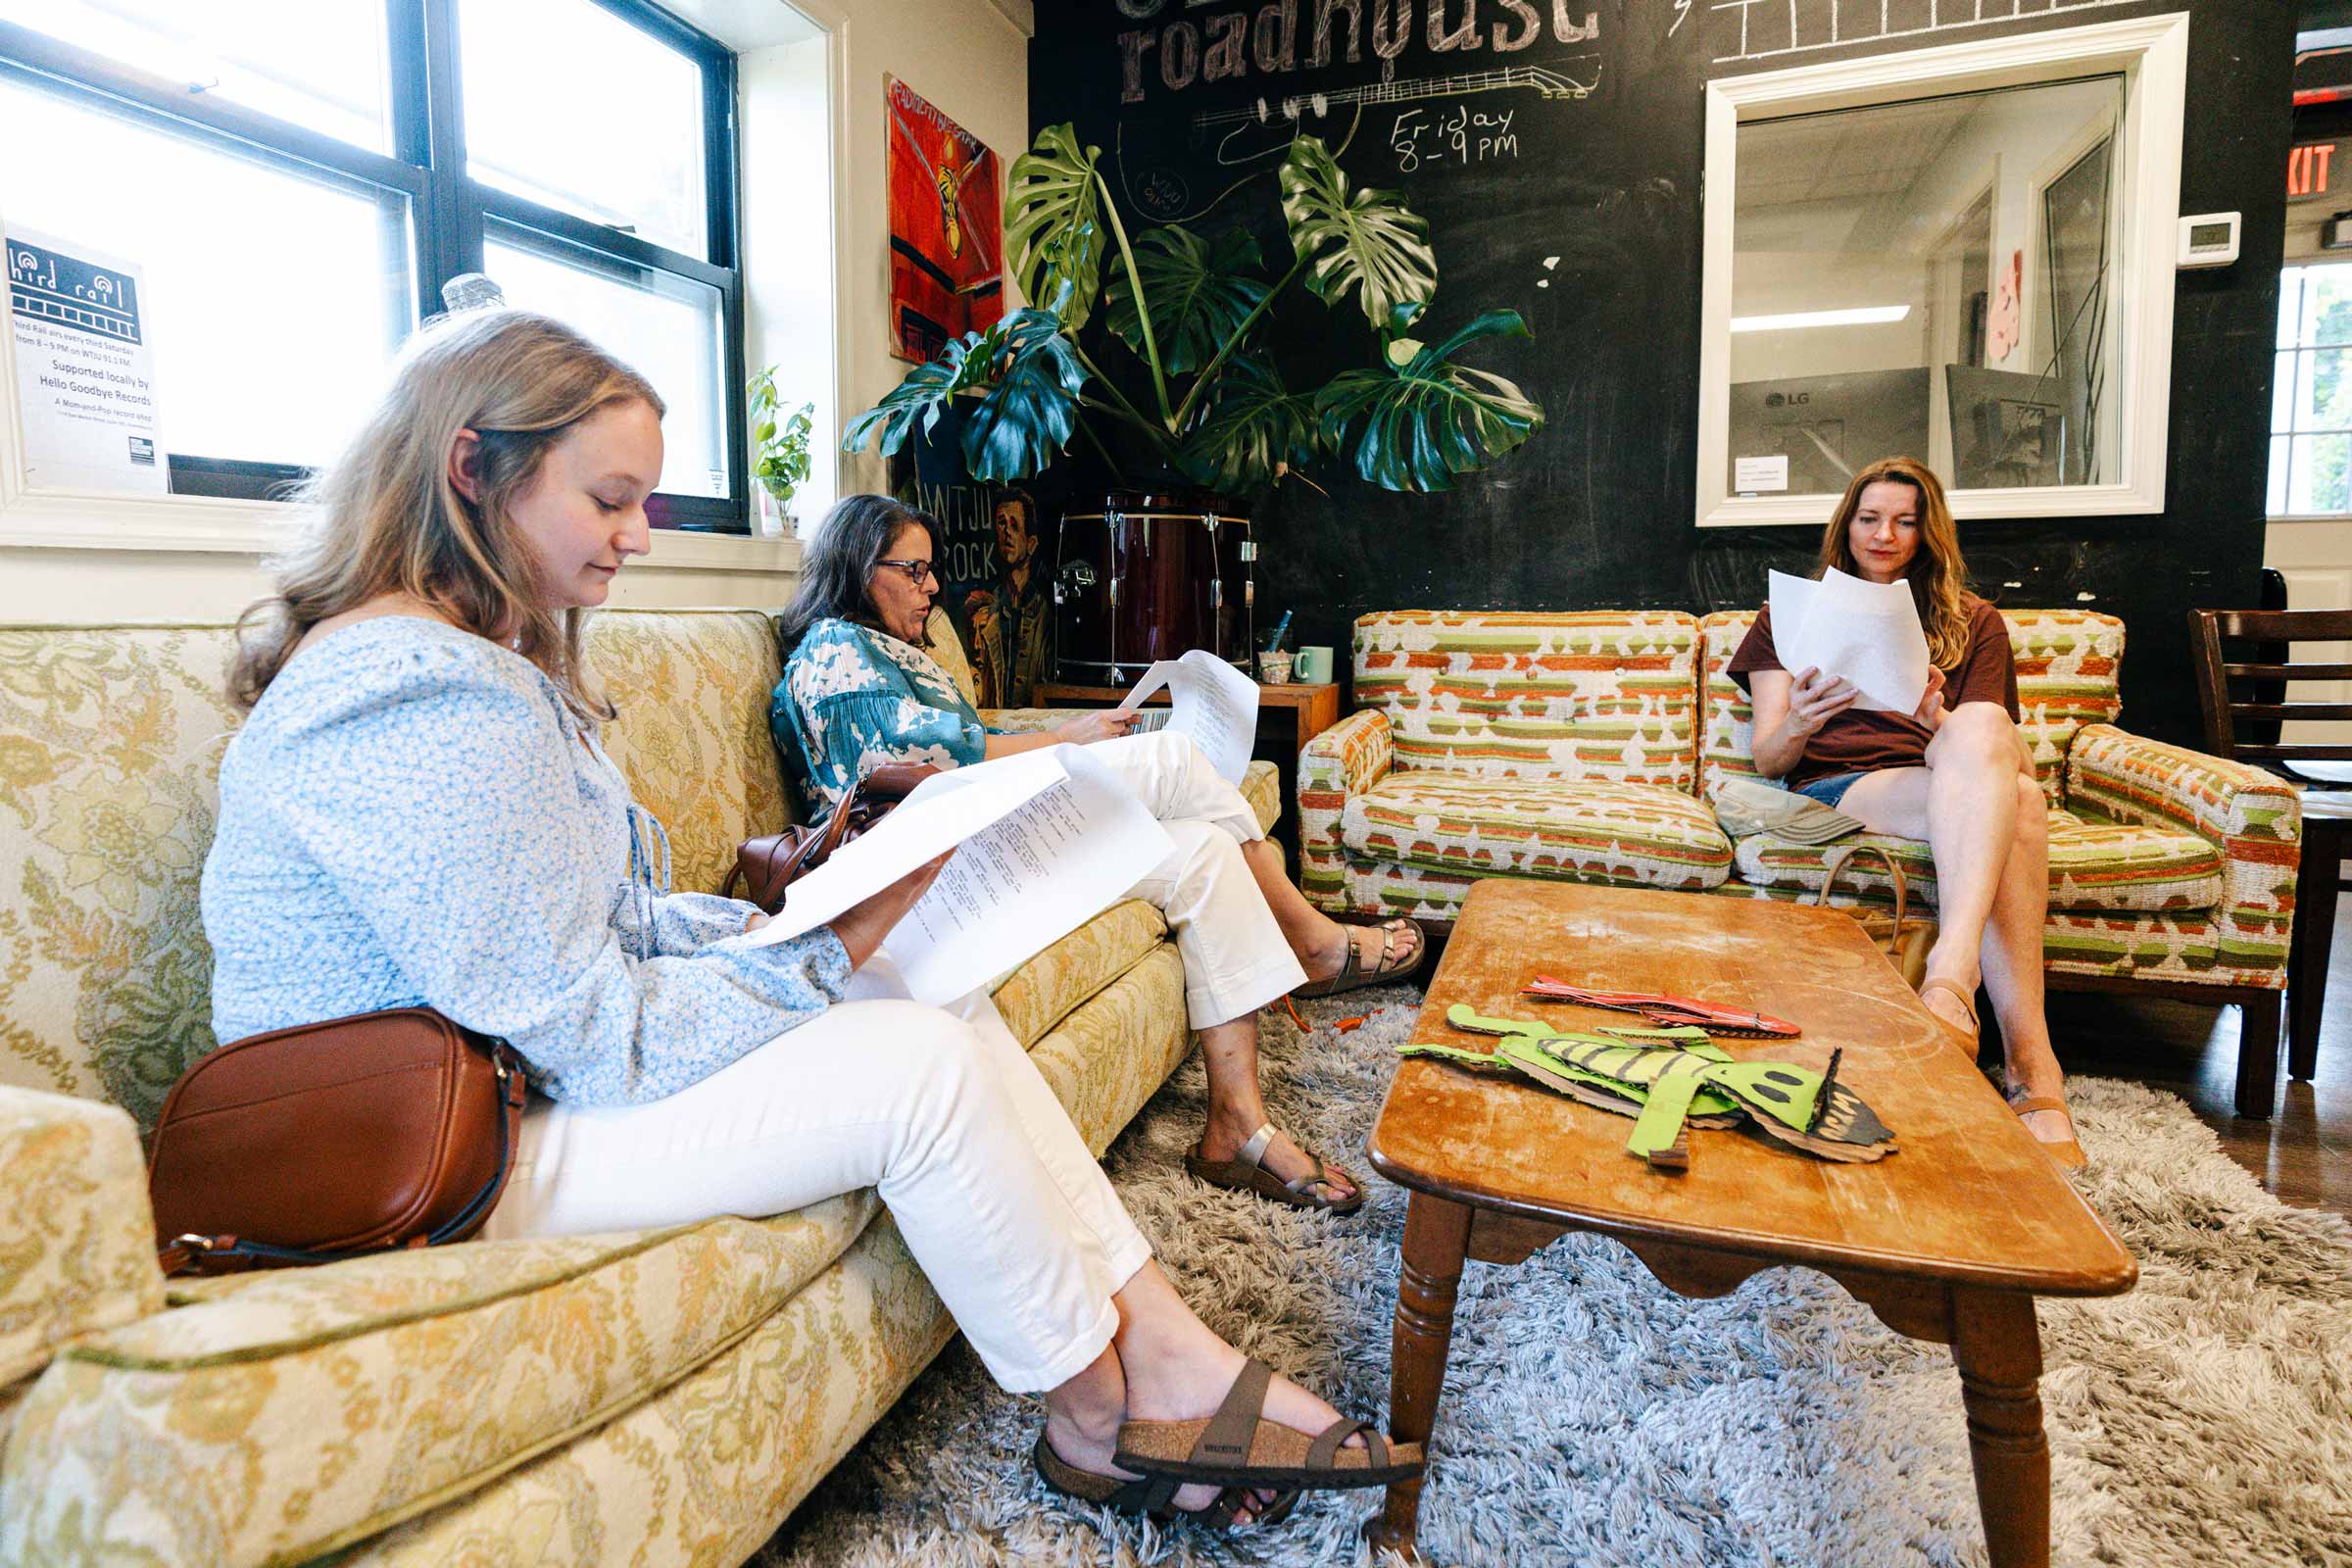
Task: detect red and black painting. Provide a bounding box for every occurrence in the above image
[887,75,1004,364]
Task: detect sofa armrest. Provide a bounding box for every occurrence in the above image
[0,1088,167,1390]
[1298,710,1394,911]
[2065,724,2303,982]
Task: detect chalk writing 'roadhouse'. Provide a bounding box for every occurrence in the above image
[1116,0,1598,105]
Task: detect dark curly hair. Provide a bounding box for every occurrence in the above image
[776,493,941,656]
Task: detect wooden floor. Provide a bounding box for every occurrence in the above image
[2047,895,2350,1218]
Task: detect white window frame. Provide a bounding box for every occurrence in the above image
[1693,11,2190,528]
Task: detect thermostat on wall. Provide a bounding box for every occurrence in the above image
[2178,212,2240,269]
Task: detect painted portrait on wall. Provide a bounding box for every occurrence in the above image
[886,75,1004,364]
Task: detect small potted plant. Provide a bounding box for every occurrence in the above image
[749,367,813,533]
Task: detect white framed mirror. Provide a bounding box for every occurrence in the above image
[1694,12,2189,527]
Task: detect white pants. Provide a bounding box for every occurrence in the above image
[482,957,1152,1393]
[1093,730,1307,1028]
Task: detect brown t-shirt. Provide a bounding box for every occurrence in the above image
[1727,594,2019,787]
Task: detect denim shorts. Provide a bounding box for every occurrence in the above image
[1790,770,1867,809]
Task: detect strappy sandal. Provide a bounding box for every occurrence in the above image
[1917,977,1981,1048]
[2009,1095,2087,1171]
[1187,1123,1367,1215]
[1114,1358,1424,1491]
[1293,917,1426,1000]
[1032,1431,1299,1529]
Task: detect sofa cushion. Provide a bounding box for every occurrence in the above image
[991,898,1169,1047]
[0,1197,879,1568]
[0,1090,165,1392]
[1342,774,1734,890]
[1353,611,1701,789]
[1698,609,2126,807]
[1731,808,2225,914]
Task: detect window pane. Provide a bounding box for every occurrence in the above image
[1731,74,2127,493]
[0,1,391,152]
[2289,433,2351,515]
[2274,349,2297,434]
[2297,348,2352,432]
[460,0,708,260]
[0,75,412,472]
[2299,264,2352,350]
[2269,433,2289,518]
[486,231,726,500]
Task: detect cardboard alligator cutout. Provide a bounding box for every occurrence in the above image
[1396,1004,1897,1170]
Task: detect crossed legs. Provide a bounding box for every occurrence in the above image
[1834,704,2077,1148]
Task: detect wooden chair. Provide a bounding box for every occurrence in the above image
[2189,609,2352,1085]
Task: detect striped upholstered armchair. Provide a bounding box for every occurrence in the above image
[1298,608,2304,1116]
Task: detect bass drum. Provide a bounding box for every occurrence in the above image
[1053,489,1254,685]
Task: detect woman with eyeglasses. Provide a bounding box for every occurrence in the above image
[771,495,1426,1217]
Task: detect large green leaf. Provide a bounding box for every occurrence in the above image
[1315,311,1544,492]
[1105,225,1269,377]
[1179,355,1318,491]
[1005,124,1106,330]
[960,311,1090,482]
[840,334,985,458]
[1278,136,1437,331]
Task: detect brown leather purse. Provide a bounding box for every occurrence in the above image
[724,761,939,914]
[148,1007,528,1275]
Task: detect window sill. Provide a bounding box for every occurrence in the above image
[0,486,801,571]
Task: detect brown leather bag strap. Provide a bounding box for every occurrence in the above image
[1816,843,1910,954]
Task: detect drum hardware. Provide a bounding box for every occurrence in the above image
[1240,541,1257,562]
[1054,490,1255,685]
[1053,560,1098,605]
[1211,579,1224,609]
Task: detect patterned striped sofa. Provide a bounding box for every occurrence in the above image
[1299,609,2304,1116]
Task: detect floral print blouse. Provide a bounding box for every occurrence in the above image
[770,617,1001,817]
[201,616,852,1106]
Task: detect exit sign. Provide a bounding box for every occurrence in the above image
[2290,140,2345,202]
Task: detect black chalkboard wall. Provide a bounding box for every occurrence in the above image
[1023,0,2294,747]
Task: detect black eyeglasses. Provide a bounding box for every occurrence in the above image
[875,559,938,586]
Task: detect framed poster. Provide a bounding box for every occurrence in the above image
[886,75,1004,364]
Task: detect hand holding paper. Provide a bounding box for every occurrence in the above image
[1114,649,1260,783]
[1767,566,1932,715]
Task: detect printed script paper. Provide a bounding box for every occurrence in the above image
[739,747,1172,1004]
[1115,649,1259,783]
[1766,566,1932,715]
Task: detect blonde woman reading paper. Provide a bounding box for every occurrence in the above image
[198,312,1419,1531]
[1727,456,2084,1169]
[771,495,1428,1215]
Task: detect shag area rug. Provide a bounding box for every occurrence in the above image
[758,988,2352,1567]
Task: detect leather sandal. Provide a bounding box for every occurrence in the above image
[1187,1123,1367,1215]
[1114,1357,1425,1491]
[1032,1430,1298,1529]
[2009,1095,2087,1171]
[1293,918,1426,1000]
[1916,977,1981,1046]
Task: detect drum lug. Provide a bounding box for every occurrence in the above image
[1239,540,1257,563]
[1210,578,1223,609]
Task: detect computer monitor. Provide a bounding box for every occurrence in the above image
[1945,366,2067,488]
[1725,368,1933,497]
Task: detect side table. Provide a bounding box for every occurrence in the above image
[1032,679,1340,853]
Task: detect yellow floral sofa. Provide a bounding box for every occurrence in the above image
[1298,608,2303,1116]
[0,608,1274,1567]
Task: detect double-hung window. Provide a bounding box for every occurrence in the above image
[2270,263,2352,518]
[0,0,747,530]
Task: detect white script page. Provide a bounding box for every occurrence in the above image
[739,747,1174,1005]
[1768,566,1931,716]
[1116,649,1259,783]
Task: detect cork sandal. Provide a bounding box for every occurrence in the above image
[1293,918,1426,1000]
[1916,977,1981,1049]
[1032,1431,1299,1530]
[1186,1123,1367,1215]
[1114,1358,1424,1492]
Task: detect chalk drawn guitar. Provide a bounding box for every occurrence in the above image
[1192,60,1597,168]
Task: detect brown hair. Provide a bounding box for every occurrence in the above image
[1816,456,1975,668]
[227,310,663,719]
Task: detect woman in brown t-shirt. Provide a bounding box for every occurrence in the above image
[1727,457,2082,1167]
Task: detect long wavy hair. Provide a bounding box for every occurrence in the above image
[776,493,940,656]
[227,310,662,720]
[1816,456,1975,668]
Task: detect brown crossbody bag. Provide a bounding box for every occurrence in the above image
[148,1007,528,1276]
[722,760,938,914]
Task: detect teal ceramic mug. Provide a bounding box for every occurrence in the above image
[1293,645,1334,684]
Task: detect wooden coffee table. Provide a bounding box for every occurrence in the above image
[1363,880,2136,1567]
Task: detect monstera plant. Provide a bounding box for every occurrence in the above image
[844,124,1544,493]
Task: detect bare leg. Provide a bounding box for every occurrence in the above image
[1042,1259,1365,1520]
[1977,773,2074,1144]
[1240,838,1415,982]
[1195,1014,1357,1200]
[1838,704,2026,1034]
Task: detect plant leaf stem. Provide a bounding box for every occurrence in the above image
[1171,253,1309,433]
[1091,170,1175,427]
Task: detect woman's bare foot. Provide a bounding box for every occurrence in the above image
[1196,1101,1357,1202]
[2002,1065,2079,1147]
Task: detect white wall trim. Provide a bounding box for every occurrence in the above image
[1694,11,2190,528]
